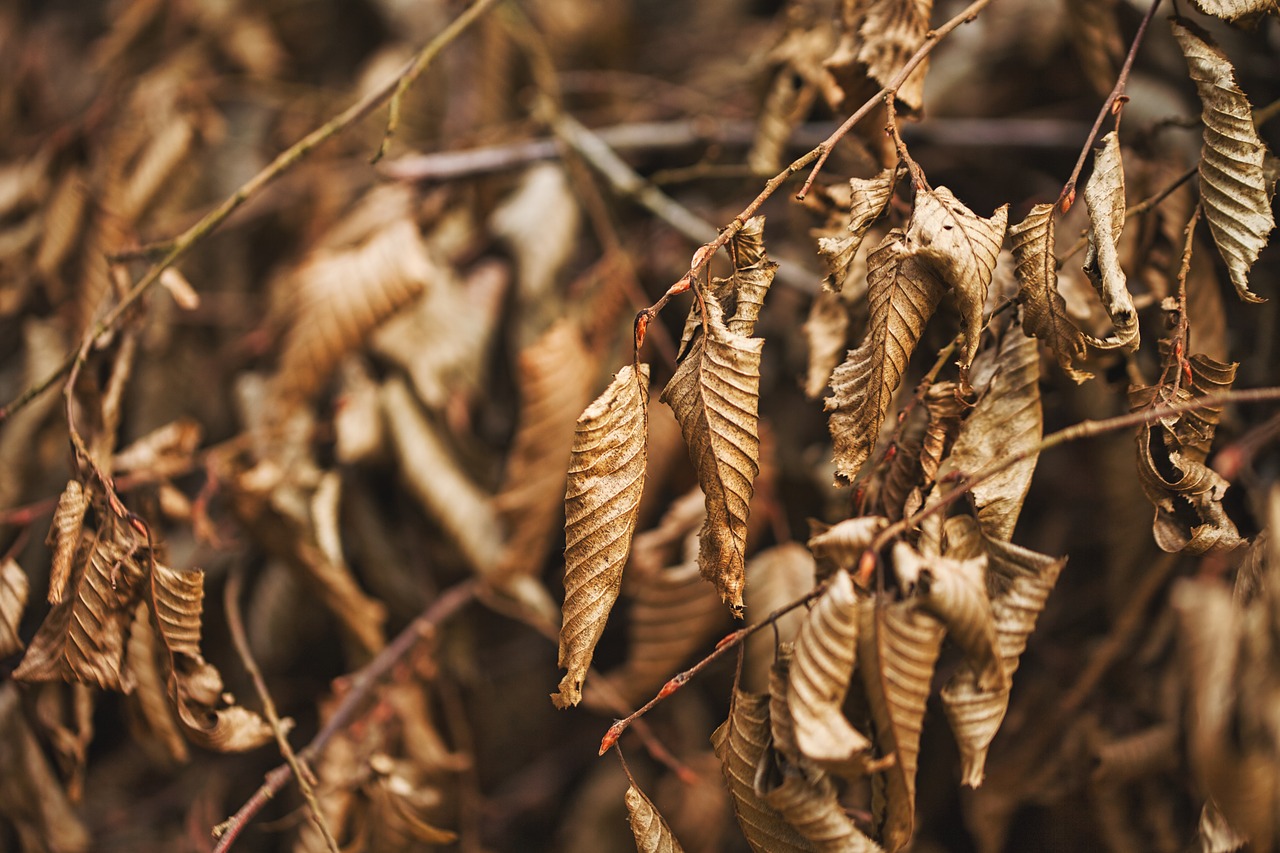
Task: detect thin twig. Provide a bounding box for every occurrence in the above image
[211,579,479,852]
[1170,205,1202,395]
[224,568,340,853]
[1056,0,1163,211]
[0,0,499,427]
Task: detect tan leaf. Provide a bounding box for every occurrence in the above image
[745,543,818,692]
[554,363,650,709]
[919,382,964,485]
[894,542,1004,692]
[807,516,890,578]
[725,216,780,337]
[661,292,764,611]
[712,689,816,853]
[803,289,852,399]
[1130,342,1241,553]
[939,520,1065,787]
[857,597,944,852]
[1173,17,1276,302]
[1188,0,1280,25]
[1008,203,1094,382]
[818,169,897,293]
[826,231,946,483]
[46,479,87,605]
[944,322,1043,541]
[788,569,873,775]
[855,0,934,111]
[495,320,597,581]
[0,557,29,658]
[904,187,1009,370]
[1083,131,1140,348]
[626,783,687,853]
[1064,0,1124,95]
[111,418,202,479]
[124,601,188,763]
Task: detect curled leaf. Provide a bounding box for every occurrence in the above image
[1173,17,1276,302]
[626,783,687,853]
[1009,203,1093,382]
[827,231,946,483]
[1187,0,1280,28]
[1083,131,1139,348]
[555,363,650,708]
[725,216,779,337]
[854,0,935,111]
[0,558,29,658]
[46,479,87,605]
[818,169,897,292]
[807,516,889,580]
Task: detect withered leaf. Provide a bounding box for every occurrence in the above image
[712,689,815,853]
[1083,131,1139,348]
[1188,0,1280,26]
[0,557,29,658]
[46,478,87,605]
[904,187,1009,371]
[944,322,1043,541]
[803,289,852,399]
[1173,17,1276,302]
[744,543,818,692]
[1009,203,1094,382]
[857,597,944,852]
[725,216,779,337]
[807,516,889,578]
[626,783,687,853]
[826,231,946,483]
[818,169,896,293]
[918,382,964,485]
[1064,0,1125,96]
[661,292,763,612]
[111,417,202,479]
[555,363,650,709]
[125,601,188,763]
[788,569,873,775]
[940,520,1065,787]
[855,0,935,112]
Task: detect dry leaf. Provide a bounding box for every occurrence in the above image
[1188,0,1280,25]
[0,557,29,658]
[626,783,687,853]
[46,478,86,605]
[788,569,873,775]
[904,187,1009,371]
[943,322,1043,541]
[818,169,896,293]
[1064,0,1124,95]
[111,418,202,479]
[1009,203,1094,382]
[918,382,963,485]
[855,0,934,111]
[807,516,890,578]
[857,597,944,852]
[1083,131,1139,349]
[1198,799,1249,853]
[803,289,853,399]
[554,363,650,708]
[1173,17,1276,302]
[124,601,188,763]
[723,216,779,338]
[826,230,946,483]
[744,543,818,692]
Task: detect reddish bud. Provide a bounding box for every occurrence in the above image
[599,722,623,756]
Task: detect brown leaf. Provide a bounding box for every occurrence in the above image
[124,601,188,763]
[857,597,944,852]
[744,543,818,692]
[788,569,873,775]
[46,479,87,605]
[1009,203,1094,382]
[807,516,890,578]
[554,363,650,708]
[854,0,934,111]
[826,231,947,483]
[661,292,764,612]
[111,418,202,479]
[1083,131,1139,348]
[939,520,1065,787]
[626,783,687,853]
[944,322,1043,541]
[0,557,29,658]
[803,289,853,399]
[1188,0,1280,25]
[1173,17,1276,302]
[904,187,1009,370]
[1064,0,1124,95]
[818,169,897,293]
[724,216,779,338]
[918,382,964,485]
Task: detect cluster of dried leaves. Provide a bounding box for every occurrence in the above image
[1,0,1279,851]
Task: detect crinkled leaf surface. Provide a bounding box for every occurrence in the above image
[1083,131,1139,348]
[46,479,86,605]
[555,363,650,708]
[819,169,896,292]
[1188,0,1280,25]
[855,0,935,111]
[626,783,687,853]
[1174,17,1276,302]
[0,557,28,658]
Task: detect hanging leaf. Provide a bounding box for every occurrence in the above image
[0,557,29,658]
[554,363,650,709]
[724,216,780,337]
[661,292,764,612]
[940,520,1065,787]
[855,0,935,111]
[827,231,946,483]
[857,597,945,852]
[904,187,1009,371]
[712,689,816,853]
[918,382,964,485]
[742,543,818,692]
[788,569,873,775]
[807,516,889,579]
[46,479,87,605]
[1064,0,1124,95]
[818,169,897,293]
[1009,203,1095,380]
[1173,17,1275,303]
[803,290,852,399]
[1082,131,1140,349]
[944,322,1043,541]
[1188,0,1280,27]
[125,601,189,763]
[626,783,687,853]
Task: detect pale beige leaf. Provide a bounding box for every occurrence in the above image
[826,231,946,482]
[894,542,1004,692]
[940,522,1065,787]
[661,293,763,611]
[745,543,818,693]
[1009,203,1094,381]
[788,569,873,775]
[1188,0,1279,25]
[724,216,779,338]
[495,320,597,581]
[1083,131,1140,348]
[807,516,889,577]
[944,322,1043,541]
[856,0,934,111]
[554,363,650,709]
[0,557,29,658]
[712,689,816,853]
[803,289,852,399]
[819,169,896,293]
[111,418,202,479]
[124,601,188,763]
[626,783,687,853]
[1198,799,1249,853]
[1174,17,1276,302]
[46,479,87,605]
[918,382,963,485]
[904,187,1009,370]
